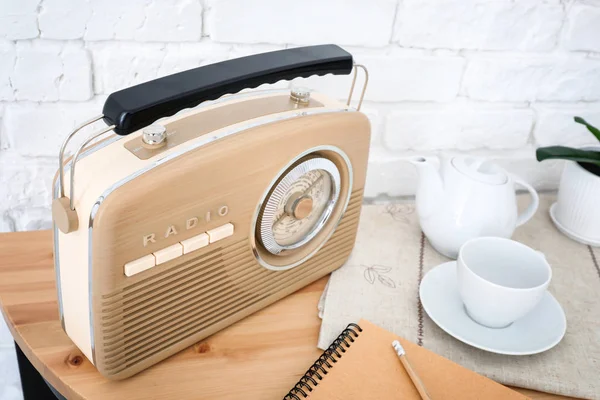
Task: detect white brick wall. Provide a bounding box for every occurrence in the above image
[394,1,564,51]
[0,0,39,39]
[207,0,397,46]
[462,55,600,102]
[1,0,600,396]
[383,104,534,151]
[564,3,600,53]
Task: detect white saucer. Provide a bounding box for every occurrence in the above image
[419,262,567,355]
[549,202,600,247]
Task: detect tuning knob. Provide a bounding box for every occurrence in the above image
[142,124,167,148]
[290,87,311,104]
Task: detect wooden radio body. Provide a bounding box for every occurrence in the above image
[52,45,369,379]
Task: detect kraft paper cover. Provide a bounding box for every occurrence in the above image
[303,319,528,399]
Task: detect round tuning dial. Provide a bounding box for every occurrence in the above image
[257,156,341,255]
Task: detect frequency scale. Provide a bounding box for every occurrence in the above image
[52,45,370,379]
[258,156,340,256]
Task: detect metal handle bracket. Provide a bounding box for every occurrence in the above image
[53,115,115,234]
[346,64,369,111]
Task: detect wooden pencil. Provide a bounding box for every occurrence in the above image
[392,340,433,400]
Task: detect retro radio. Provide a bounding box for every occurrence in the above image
[52,44,370,379]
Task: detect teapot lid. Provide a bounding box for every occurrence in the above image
[451,156,507,185]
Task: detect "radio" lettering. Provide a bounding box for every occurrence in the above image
[142,205,229,247]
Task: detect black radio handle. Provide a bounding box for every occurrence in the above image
[102,44,354,136]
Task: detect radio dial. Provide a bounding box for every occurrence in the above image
[257,156,341,255]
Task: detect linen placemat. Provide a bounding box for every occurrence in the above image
[318,195,600,399]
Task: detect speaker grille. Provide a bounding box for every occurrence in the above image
[98,189,363,375]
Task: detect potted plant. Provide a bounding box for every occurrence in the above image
[536,117,600,245]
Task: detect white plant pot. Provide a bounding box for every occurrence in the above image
[550,146,600,246]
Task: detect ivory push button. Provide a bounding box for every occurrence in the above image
[154,243,183,265]
[124,254,156,277]
[181,233,209,254]
[207,223,234,243]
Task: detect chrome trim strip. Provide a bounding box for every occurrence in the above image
[251,145,353,271]
[88,201,102,365]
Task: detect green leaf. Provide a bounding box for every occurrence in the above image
[536,146,600,165]
[574,116,600,142]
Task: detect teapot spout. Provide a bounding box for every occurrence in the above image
[410,156,444,217]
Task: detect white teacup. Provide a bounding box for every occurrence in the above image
[457,237,552,328]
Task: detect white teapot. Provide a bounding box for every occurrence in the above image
[411,155,539,258]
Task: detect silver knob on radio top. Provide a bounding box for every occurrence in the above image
[142,124,167,148]
[290,87,311,104]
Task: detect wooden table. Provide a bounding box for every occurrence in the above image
[0,230,575,399]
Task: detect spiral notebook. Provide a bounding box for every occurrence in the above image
[285,320,528,399]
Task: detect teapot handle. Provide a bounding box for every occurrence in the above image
[512,176,540,227]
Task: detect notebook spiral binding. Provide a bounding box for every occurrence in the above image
[283,323,363,400]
